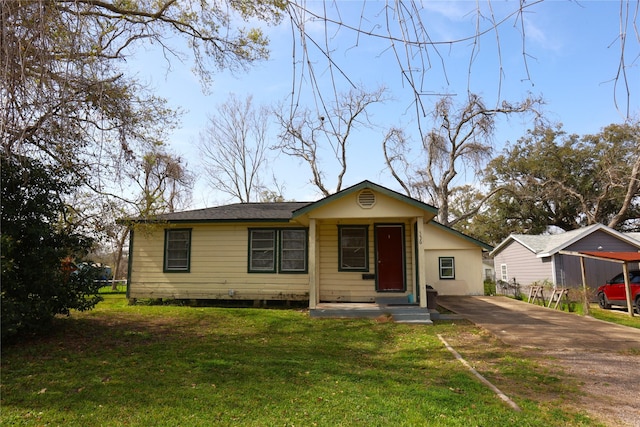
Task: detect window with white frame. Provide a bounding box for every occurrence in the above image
[439,257,455,279]
[500,264,508,282]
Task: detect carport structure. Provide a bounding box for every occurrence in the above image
[560,250,640,316]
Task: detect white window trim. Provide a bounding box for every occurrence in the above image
[439,257,455,280]
[500,264,508,282]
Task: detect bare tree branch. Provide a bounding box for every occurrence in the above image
[199,94,272,203]
[383,93,543,225]
[274,86,388,196]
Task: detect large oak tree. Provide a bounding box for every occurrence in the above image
[1,0,285,183]
[478,121,640,244]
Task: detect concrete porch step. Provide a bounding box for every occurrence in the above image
[309,303,433,324]
[391,310,433,325]
[375,296,414,305]
[309,307,386,319]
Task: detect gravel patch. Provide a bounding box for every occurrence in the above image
[542,349,640,427]
[437,296,640,426]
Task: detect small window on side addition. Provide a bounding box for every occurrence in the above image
[439,257,455,280]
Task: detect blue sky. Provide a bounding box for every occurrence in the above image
[127,1,639,208]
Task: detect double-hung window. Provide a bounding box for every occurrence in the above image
[248,228,307,273]
[164,229,191,272]
[439,257,455,279]
[338,225,369,271]
[500,264,508,282]
[249,229,277,272]
[280,229,307,273]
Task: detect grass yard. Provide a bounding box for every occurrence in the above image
[526,299,640,329]
[588,305,640,328]
[1,295,601,426]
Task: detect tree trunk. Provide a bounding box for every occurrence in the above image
[111,229,128,291]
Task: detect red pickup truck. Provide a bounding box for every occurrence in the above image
[596,270,640,314]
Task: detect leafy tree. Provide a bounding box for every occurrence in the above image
[2,0,285,182]
[383,93,542,226]
[583,122,640,229]
[481,121,640,242]
[444,184,524,246]
[1,152,102,341]
[2,2,282,304]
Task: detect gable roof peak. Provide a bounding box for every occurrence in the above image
[492,223,640,257]
[292,180,438,217]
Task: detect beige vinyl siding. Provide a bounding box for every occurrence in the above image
[317,219,415,302]
[424,250,482,295]
[423,223,484,295]
[129,223,309,300]
[307,191,430,220]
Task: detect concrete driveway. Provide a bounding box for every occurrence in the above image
[437,295,640,351]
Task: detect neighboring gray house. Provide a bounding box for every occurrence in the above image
[626,232,640,244]
[482,256,495,281]
[490,224,640,294]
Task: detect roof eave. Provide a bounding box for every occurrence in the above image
[123,217,297,225]
[544,224,640,256]
[430,221,493,251]
[490,235,538,256]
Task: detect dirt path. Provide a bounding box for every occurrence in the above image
[438,296,640,426]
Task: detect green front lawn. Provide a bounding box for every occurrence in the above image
[1,295,599,426]
[588,305,640,329]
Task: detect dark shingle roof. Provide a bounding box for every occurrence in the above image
[490,223,640,257]
[129,180,438,224]
[144,202,313,223]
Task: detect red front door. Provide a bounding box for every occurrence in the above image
[376,225,405,292]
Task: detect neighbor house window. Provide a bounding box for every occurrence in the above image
[249,228,308,273]
[500,264,508,282]
[164,229,191,272]
[339,225,369,271]
[439,257,455,279]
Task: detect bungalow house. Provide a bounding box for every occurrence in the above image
[126,180,491,311]
[490,223,640,295]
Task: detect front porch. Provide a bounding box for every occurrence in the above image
[309,297,437,324]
